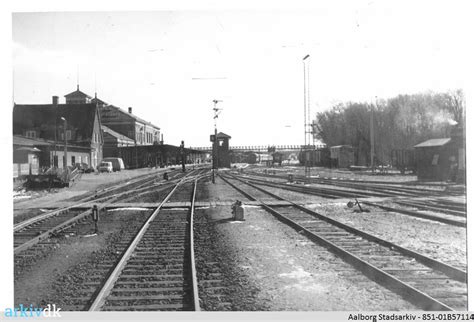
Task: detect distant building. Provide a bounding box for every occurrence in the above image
[215,132,231,168]
[99,104,161,146]
[65,87,161,152]
[413,137,459,182]
[102,125,135,158]
[13,98,103,169]
[329,145,354,168]
[64,86,93,104]
[13,135,50,178]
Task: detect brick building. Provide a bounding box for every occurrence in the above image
[13,97,104,169]
[65,87,161,157]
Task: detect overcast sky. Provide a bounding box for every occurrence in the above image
[11,2,470,147]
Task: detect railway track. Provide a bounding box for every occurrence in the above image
[13,169,206,255]
[14,169,185,231]
[220,173,467,311]
[229,172,466,227]
[88,177,200,311]
[245,170,462,197]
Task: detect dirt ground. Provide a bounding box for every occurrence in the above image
[13,167,169,211]
[14,209,151,308]
[306,202,467,269]
[201,176,417,310]
[250,165,419,183]
[13,165,463,311]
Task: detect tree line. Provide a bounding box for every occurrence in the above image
[313,89,465,166]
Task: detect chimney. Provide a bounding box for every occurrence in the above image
[128,107,132,114]
[52,96,59,106]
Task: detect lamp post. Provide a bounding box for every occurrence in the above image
[61,117,68,170]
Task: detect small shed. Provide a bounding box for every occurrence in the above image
[330,145,355,168]
[13,136,50,178]
[214,132,231,168]
[413,138,457,181]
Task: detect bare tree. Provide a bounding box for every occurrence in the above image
[442,89,465,124]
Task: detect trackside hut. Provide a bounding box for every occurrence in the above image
[13,135,50,178]
[413,138,457,181]
[330,145,355,168]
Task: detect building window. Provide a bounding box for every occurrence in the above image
[66,130,72,140]
[71,156,75,165]
[26,131,36,138]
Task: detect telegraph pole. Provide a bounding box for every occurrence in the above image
[303,54,311,177]
[212,100,222,183]
[370,97,376,173]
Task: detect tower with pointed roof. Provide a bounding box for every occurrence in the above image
[64,85,93,104]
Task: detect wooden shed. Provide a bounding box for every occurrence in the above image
[413,138,457,181]
[329,145,355,168]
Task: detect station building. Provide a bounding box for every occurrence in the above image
[13,96,104,172]
[65,87,162,157]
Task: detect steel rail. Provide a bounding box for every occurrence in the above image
[362,201,466,228]
[14,209,91,254]
[235,174,389,198]
[259,203,454,311]
[225,173,466,282]
[242,171,434,198]
[245,169,451,187]
[189,178,200,311]
[244,170,454,196]
[229,173,467,228]
[88,180,183,311]
[220,173,462,310]
[14,175,193,255]
[87,170,204,311]
[14,171,186,232]
[392,200,466,218]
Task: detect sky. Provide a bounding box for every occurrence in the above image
[11,2,471,148]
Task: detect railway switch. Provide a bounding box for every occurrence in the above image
[347,199,369,213]
[231,200,244,221]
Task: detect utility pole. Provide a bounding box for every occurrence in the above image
[303,54,311,177]
[61,117,68,170]
[180,140,186,172]
[212,100,222,183]
[370,98,376,173]
[53,96,58,168]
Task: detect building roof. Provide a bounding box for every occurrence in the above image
[413,138,451,148]
[13,135,52,146]
[64,87,93,99]
[330,145,353,149]
[13,103,99,143]
[106,104,161,130]
[217,132,231,139]
[91,96,108,105]
[102,125,135,142]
